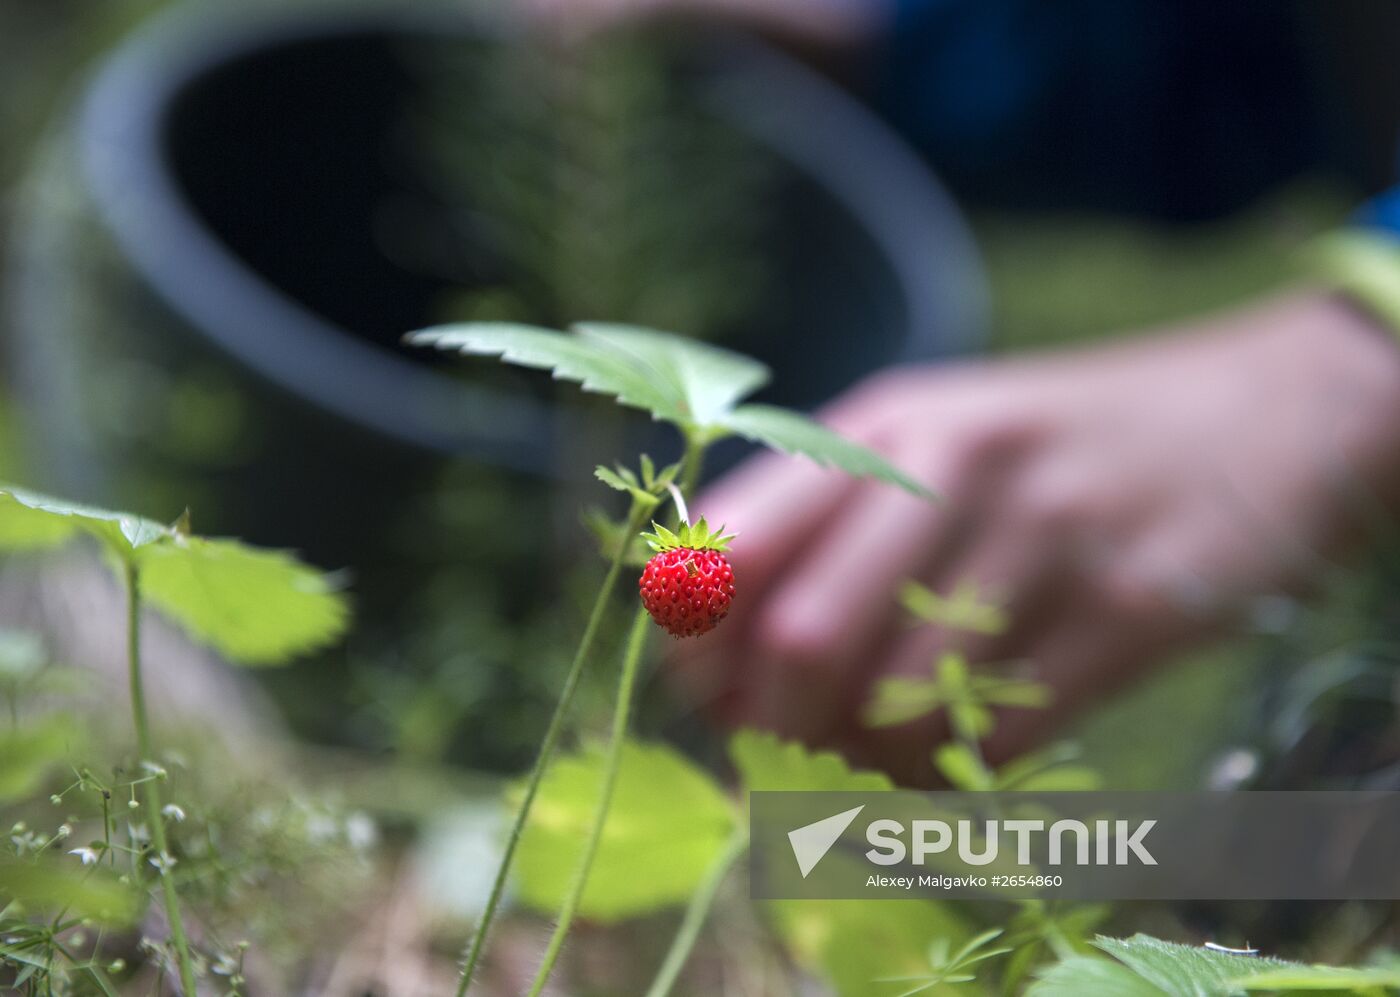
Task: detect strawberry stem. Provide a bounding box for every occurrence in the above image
[666,481,689,526]
[454,497,652,996]
[527,605,651,996]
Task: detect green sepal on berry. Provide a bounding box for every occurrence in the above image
[641,517,735,554]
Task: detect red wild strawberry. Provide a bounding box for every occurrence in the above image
[638,518,736,638]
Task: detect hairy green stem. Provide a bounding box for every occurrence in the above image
[526,606,651,996]
[454,500,650,995]
[679,428,707,498]
[125,565,197,996]
[644,830,748,997]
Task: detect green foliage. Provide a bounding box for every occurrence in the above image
[0,857,138,926]
[574,322,770,426]
[1032,935,1400,996]
[727,731,980,997]
[864,653,1050,737]
[594,453,679,507]
[1032,955,1167,996]
[1236,965,1400,991]
[769,897,975,997]
[512,739,737,922]
[0,486,349,665]
[1000,902,1110,994]
[138,539,348,665]
[729,728,894,793]
[406,322,933,498]
[718,404,931,498]
[876,928,1012,995]
[0,717,82,803]
[934,742,1102,793]
[987,743,1102,792]
[900,581,1008,636]
[1093,936,1294,996]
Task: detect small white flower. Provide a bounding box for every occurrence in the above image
[161,804,186,823]
[345,812,377,851]
[56,824,72,839]
[69,847,98,866]
[212,953,240,977]
[148,850,177,874]
[140,761,168,779]
[127,822,150,845]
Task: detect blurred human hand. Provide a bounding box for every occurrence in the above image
[673,292,1400,783]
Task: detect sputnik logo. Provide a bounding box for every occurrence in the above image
[787,805,864,878]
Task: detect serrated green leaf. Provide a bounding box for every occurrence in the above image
[0,486,349,665]
[0,488,165,557]
[730,729,894,793]
[573,322,771,425]
[718,404,933,499]
[139,539,349,665]
[594,466,632,493]
[1095,935,1295,997]
[0,717,83,803]
[1030,955,1168,997]
[513,739,737,923]
[406,322,691,424]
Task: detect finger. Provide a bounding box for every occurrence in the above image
[666,452,860,718]
[733,461,953,741]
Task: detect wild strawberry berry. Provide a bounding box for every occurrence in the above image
[638,518,736,638]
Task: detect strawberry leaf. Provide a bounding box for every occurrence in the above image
[406,321,767,428]
[0,486,349,665]
[406,322,933,499]
[718,404,933,499]
[571,322,770,425]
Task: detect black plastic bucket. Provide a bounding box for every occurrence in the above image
[4,2,985,566]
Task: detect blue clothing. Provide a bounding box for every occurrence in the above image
[875,0,1393,226]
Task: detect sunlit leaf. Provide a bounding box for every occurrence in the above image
[406,322,691,424]
[573,322,770,425]
[513,739,737,922]
[767,897,974,997]
[1096,935,1294,996]
[719,404,933,499]
[406,322,933,500]
[139,539,349,665]
[1030,955,1167,996]
[0,489,164,556]
[729,728,893,793]
[0,486,349,665]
